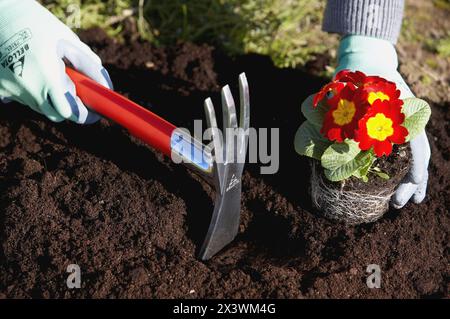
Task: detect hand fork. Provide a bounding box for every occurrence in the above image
[66,67,250,260]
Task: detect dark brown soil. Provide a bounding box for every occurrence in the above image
[0,28,448,299]
[342,144,411,192]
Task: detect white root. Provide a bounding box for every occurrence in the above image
[310,162,395,225]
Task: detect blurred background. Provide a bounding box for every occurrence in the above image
[40,0,449,104]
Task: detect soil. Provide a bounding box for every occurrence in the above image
[342,144,412,192]
[0,28,448,299]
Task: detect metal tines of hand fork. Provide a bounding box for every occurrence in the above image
[199,73,250,260]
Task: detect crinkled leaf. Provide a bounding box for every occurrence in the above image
[352,153,375,180]
[322,140,373,182]
[375,171,390,180]
[301,94,328,129]
[372,166,390,180]
[321,139,360,170]
[402,98,431,142]
[294,121,331,160]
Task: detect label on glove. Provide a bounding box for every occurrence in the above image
[0,28,32,77]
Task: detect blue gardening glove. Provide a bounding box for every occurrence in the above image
[336,35,430,208]
[0,0,113,124]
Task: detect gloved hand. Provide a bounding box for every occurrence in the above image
[0,0,113,124]
[334,35,430,208]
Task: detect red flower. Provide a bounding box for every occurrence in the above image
[313,81,344,107]
[363,75,385,84]
[358,78,401,106]
[312,70,406,149]
[313,70,382,107]
[321,83,367,142]
[334,70,367,86]
[355,99,408,157]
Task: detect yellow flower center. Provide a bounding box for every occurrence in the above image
[367,91,390,105]
[332,99,356,126]
[366,113,394,141]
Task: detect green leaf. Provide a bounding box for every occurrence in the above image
[321,140,373,182]
[375,171,390,180]
[352,154,375,180]
[301,94,328,129]
[294,121,331,160]
[321,139,361,171]
[372,166,390,180]
[402,98,431,142]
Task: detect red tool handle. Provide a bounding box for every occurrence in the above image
[66,67,176,156]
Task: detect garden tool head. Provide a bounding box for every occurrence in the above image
[67,67,249,260]
[198,73,250,260]
[171,73,250,260]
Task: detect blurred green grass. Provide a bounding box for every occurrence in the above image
[41,0,135,37]
[41,0,333,68]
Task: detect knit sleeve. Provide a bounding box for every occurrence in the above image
[323,0,405,44]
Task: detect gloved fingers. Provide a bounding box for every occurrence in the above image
[63,31,108,79]
[39,97,66,122]
[391,179,418,209]
[57,39,113,90]
[74,40,102,65]
[47,58,100,124]
[393,132,430,207]
[60,28,101,63]
[408,131,431,184]
[412,170,428,204]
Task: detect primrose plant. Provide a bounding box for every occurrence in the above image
[295,70,431,182]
